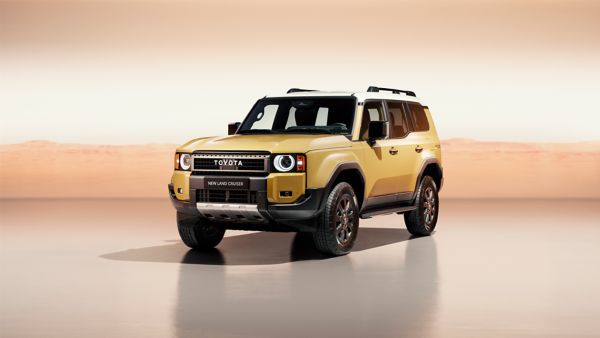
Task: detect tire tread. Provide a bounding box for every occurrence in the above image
[313,182,358,256]
[177,212,225,250]
[404,175,438,236]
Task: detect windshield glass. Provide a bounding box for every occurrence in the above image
[238,97,356,135]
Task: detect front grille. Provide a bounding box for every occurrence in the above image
[193,158,266,171]
[197,189,258,204]
[192,153,269,173]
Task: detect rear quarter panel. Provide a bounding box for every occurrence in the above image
[423,107,443,167]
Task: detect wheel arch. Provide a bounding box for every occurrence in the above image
[415,159,443,193]
[324,163,366,209]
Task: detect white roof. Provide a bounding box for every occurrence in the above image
[265,90,422,103]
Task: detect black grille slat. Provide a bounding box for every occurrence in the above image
[228,190,250,203]
[193,156,266,172]
[197,189,257,204]
[194,158,265,170]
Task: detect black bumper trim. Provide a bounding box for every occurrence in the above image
[265,189,325,220]
[168,182,327,232]
[168,184,200,216]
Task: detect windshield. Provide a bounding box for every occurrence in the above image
[238,97,356,135]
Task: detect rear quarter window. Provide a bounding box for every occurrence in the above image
[407,103,429,132]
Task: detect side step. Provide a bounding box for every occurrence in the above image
[360,205,416,219]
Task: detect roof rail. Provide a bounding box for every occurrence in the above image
[287,88,318,94]
[367,86,416,97]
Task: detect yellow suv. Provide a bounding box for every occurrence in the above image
[169,86,443,255]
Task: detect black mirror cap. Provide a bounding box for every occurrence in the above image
[228,122,241,135]
[368,121,388,145]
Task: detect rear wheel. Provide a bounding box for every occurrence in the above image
[313,182,360,256]
[404,175,439,236]
[177,212,226,250]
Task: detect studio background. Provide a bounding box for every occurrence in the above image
[1,1,600,338]
[1,0,599,200]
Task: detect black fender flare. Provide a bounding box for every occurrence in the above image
[321,162,366,209]
[414,159,444,195]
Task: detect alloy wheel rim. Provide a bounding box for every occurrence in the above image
[423,186,436,228]
[335,196,355,245]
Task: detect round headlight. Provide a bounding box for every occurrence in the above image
[273,155,295,172]
[179,153,191,171]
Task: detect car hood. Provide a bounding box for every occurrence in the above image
[177,134,351,153]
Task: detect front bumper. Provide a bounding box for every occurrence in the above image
[168,176,326,231]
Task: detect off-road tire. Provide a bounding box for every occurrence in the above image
[177,212,226,250]
[313,182,360,256]
[404,175,439,236]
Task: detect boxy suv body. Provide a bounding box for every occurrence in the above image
[169,87,443,255]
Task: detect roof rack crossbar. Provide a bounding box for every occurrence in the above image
[287,88,318,94]
[367,86,416,97]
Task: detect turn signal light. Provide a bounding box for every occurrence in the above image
[296,155,306,171]
[174,153,180,170]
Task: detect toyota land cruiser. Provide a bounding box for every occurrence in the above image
[168,86,443,256]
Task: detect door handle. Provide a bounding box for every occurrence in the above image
[415,145,423,153]
[389,147,398,155]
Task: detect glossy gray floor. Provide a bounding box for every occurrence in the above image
[1,199,599,337]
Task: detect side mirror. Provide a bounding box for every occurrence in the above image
[228,122,241,135]
[368,121,388,146]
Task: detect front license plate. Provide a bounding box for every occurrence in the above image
[204,177,249,190]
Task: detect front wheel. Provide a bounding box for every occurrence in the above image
[313,182,360,256]
[177,212,226,250]
[404,175,439,236]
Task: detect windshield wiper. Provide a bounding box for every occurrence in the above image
[237,129,276,134]
[285,126,350,134]
[284,128,335,134]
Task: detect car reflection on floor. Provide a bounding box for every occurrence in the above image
[104,229,438,338]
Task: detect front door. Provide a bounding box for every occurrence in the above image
[356,100,399,197]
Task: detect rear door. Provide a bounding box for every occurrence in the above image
[385,100,422,194]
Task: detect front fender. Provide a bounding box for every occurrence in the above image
[305,148,359,189]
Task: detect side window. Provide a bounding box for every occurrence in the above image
[386,101,409,138]
[407,103,429,132]
[360,101,385,140]
[251,104,278,129]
